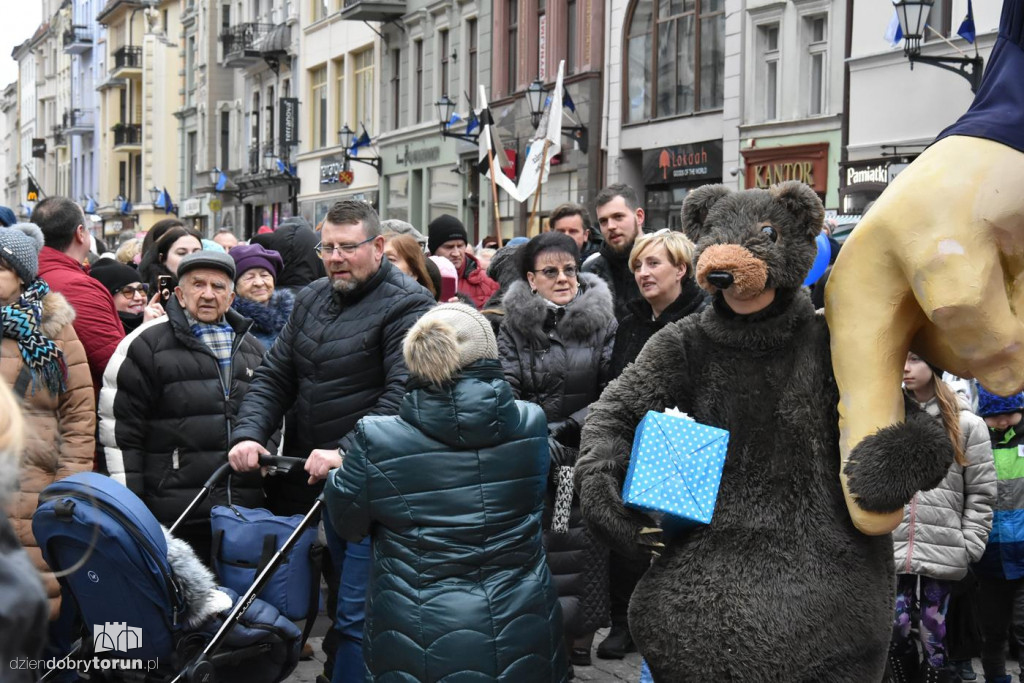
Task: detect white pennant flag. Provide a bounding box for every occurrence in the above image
[516,61,564,202]
[477,85,524,202]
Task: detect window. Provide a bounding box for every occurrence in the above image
[414,40,423,123]
[186,132,196,196]
[220,110,230,170]
[333,57,345,137]
[390,49,401,129]
[566,0,577,74]
[353,49,374,134]
[310,66,327,149]
[439,30,450,98]
[625,0,724,123]
[266,85,275,154]
[312,0,328,22]
[805,14,827,116]
[507,0,518,93]
[926,0,952,38]
[467,19,478,104]
[758,23,780,121]
[185,35,196,107]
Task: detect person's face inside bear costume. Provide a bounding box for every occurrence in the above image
[683,181,823,316]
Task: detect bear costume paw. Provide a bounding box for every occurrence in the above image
[578,472,661,559]
[843,409,955,513]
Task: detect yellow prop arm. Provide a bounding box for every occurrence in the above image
[826,134,1024,535]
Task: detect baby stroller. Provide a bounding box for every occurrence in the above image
[32,455,323,683]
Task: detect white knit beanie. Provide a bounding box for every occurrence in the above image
[404,303,498,384]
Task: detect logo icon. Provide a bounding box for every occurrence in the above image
[94,622,143,653]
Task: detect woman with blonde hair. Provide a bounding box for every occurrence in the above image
[0,381,50,680]
[887,354,996,683]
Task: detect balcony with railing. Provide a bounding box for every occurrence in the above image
[51,125,67,148]
[220,23,272,68]
[63,26,93,54]
[340,0,406,21]
[110,46,142,77]
[65,108,95,135]
[112,123,142,150]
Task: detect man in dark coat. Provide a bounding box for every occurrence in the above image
[550,202,601,261]
[228,199,435,683]
[99,251,265,563]
[583,184,646,321]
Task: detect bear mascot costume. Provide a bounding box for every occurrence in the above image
[575,180,955,682]
[579,1,1024,680]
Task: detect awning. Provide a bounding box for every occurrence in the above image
[261,24,291,54]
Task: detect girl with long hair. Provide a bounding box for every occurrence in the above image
[384,233,438,299]
[888,353,997,683]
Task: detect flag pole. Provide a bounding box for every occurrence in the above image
[487,147,504,248]
[528,139,552,235]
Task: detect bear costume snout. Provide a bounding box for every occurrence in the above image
[696,243,769,298]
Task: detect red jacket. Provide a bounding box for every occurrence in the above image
[37,247,125,392]
[459,254,500,309]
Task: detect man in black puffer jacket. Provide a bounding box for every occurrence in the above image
[99,251,265,563]
[228,199,435,683]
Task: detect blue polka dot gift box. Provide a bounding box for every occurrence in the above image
[622,409,729,527]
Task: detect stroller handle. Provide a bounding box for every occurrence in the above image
[257,454,306,470]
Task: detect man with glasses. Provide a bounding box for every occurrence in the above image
[31,196,125,393]
[228,199,434,683]
[90,260,166,333]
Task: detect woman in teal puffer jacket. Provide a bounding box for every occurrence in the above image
[324,303,569,682]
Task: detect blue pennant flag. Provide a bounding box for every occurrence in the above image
[466,111,480,135]
[276,160,296,175]
[161,188,173,214]
[121,198,133,214]
[957,0,976,43]
[349,130,371,157]
[447,112,463,127]
[154,191,165,209]
[84,196,97,214]
[563,88,577,113]
[885,9,904,46]
[215,170,228,192]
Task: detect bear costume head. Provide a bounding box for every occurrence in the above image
[681,180,824,315]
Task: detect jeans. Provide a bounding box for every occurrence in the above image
[978,575,1024,679]
[322,513,371,683]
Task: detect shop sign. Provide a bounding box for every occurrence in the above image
[32,138,46,158]
[887,163,909,183]
[394,144,441,167]
[643,140,722,184]
[181,197,202,217]
[279,98,299,147]
[208,198,222,212]
[845,163,887,187]
[741,142,829,194]
[320,156,346,188]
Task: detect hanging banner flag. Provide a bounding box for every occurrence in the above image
[516,60,565,202]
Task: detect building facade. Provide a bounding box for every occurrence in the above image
[843,0,996,226]
[64,0,105,219]
[95,0,181,236]
[1,82,18,211]
[296,0,380,229]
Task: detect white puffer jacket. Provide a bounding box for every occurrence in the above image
[893,396,997,580]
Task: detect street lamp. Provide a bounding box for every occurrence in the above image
[524,80,590,154]
[148,186,160,203]
[525,79,547,128]
[893,0,983,93]
[434,95,481,143]
[338,124,382,173]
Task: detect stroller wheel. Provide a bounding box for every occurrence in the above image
[183,658,216,683]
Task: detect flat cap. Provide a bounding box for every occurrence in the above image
[176,249,236,281]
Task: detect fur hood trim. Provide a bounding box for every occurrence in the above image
[232,288,294,334]
[39,292,76,339]
[162,527,233,628]
[502,272,615,346]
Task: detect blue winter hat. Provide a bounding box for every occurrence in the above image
[0,206,16,227]
[976,385,1024,417]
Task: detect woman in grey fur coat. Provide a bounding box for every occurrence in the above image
[496,232,617,667]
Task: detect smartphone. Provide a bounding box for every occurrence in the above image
[157,275,173,304]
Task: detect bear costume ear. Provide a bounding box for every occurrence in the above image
[681,184,731,242]
[770,181,826,240]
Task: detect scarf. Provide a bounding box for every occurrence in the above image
[186,311,235,396]
[1,279,68,396]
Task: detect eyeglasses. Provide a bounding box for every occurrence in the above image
[533,265,578,280]
[315,236,375,258]
[118,284,149,298]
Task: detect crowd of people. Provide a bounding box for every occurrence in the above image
[0,186,1020,683]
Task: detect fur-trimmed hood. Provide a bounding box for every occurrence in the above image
[162,527,232,628]
[501,272,615,347]
[38,291,76,339]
